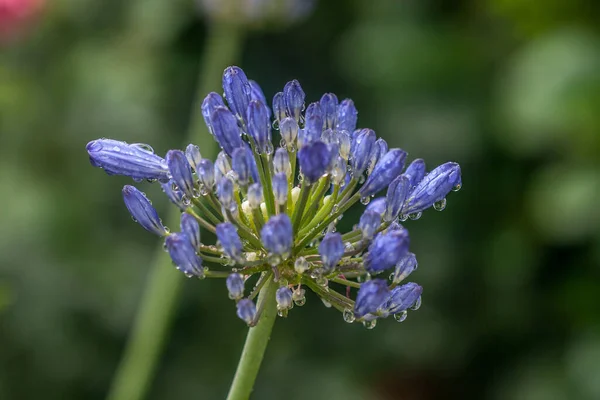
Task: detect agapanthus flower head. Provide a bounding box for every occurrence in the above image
[87,65,461,328]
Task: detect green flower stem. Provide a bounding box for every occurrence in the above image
[226,278,278,400]
[106,21,245,400]
[291,180,312,233]
[260,154,276,216]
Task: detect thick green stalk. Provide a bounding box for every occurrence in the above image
[226,279,278,400]
[106,22,244,400]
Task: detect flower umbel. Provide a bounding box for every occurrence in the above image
[86,66,462,328]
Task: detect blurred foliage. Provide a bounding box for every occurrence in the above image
[1,0,599,399]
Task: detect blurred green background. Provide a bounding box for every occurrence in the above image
[1,0,600,399]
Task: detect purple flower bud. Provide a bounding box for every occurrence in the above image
[180,213,201,249]
[384,175,410,222]
[86,139,169,182]
[261,214,293,256]
[201,92,225,135]
[321,128,336,145]
[216,223,243,261]
[166,150,195,198]
[404,158,426,188]
[366,197,386,215]
[350,129,376,177]
[273,148,291,178]
[164,232,204,277]
[248,183,263,209]
[337,131,352,161]
[249,80,269,115]
[210,107,244,157]
[272,91,286,122]
[318,232,345,272]
[236,298,256,325]
[232,147,252,186]
[272,172,288,206]
[320,93,338,129]
[331,156,347,185]
[276,286,293,310]
[122,185,167,236]
[393,253,417,284]
[364,229,410,274]
[185,144,202,171]
[298,140,331,183]
[304,102,323,144]
[161,180,187,210]
[381,282,422,315]
[280,117,299,149]
[247,100,271,154]
[358,210,381,240]
[367,138,388,175]
[360,149,407,197]
[283,79,305,121]
[226,273,245,300]
[354,279,389,318]
[336,99,358,133]
[222,66,252,121]
[404,162,461,214]
[197,159,215,191]
[217,176,235,211]
[214,151,232,183]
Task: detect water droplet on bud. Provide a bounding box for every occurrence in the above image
[410,295,422,311]
[363,319,377,329]
[394,310,408,322]
[408,212,422,220]
[433,198,447,211]
[343,309,356,323]
[360,197,370,205]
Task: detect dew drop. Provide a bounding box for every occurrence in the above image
[163,226,170,234]
[408,212,422,221]
[433,198,447,211]
[272,120,280,130]
[131,216,138,223]
[182,196,191,206]
[321,298,332,308]
[394,310,408,322]
[399,214,409,222]
[360,197,370,205]
[192,189,201,198]
[113,146,121,152]
[452,183,462,192]
[293,296,306,307]
[343,309,356,323]
[184,272,194,278]
[410,295,422,311]
[316,276,328,287]
[363,319,377,329]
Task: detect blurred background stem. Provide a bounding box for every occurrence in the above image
[106,22,245,400]
[226,279,278,400]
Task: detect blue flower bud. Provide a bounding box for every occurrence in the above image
[87,139,169,182]
[248,183,263,209]
[164,232,204,277]
[298,140,331,183]
[384,175,410,222]
[272,91,286,122]
[354,279,389,318]
[280,117,299,149]
[359,149,407,197]
[185,144,202,171]
[222,66,251,121]
[276,286,293,310]
[337,131,351,160]
[336,99,358,133]
[201,92,225,135]
[214,151,232,183]
[367,138,388,175]
[350,129,376,177]
[381,282,422,315]
[273,148,291,178]
[261,214,293,256]
[358,210,381,240]
[393,253,417,284]
[318,232,344,272]
[331,156,347,185]
[161,180,188,210]
[283,79,305,121]
[216,222,243,261]
[249,80,269,113]
[210,107,244,157]
[197,159,215,191]
[236,298,256,325]
[304,102,323,144]
[321,128,336,145]
[365,197,386,215]
[247,100,271,154]
[320,93,338,129]
[122,185,167,236]
[166,150,195,198]
[180,213,201,249]
[364,229,410,274]
[217,176,235,212]
[226,273,245,300]
[232,147,252,186]
[403,162,461,214]
[272,172,288,206]
[404,158,426,188]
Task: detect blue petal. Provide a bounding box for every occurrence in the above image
[360,148,407,197]
[122,185,167,236]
